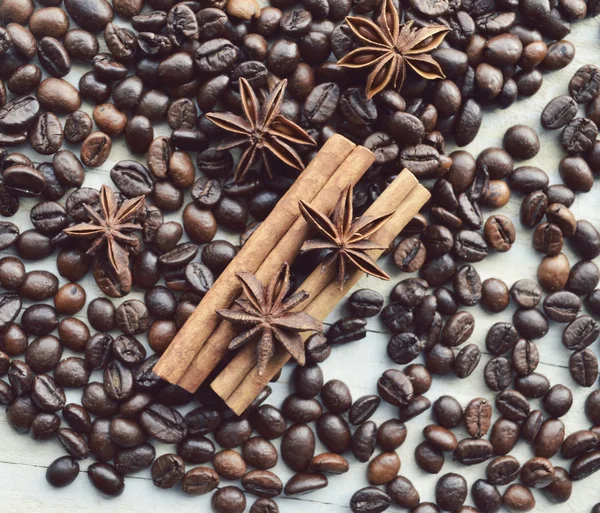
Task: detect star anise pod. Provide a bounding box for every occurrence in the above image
[63,185,145,275]
[206,77,316,183]
[338,0,449,99]
[299,185,393,289]
[217,263,322,375]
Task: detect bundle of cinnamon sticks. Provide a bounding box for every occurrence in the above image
[154,134,431,415]
[154,134,374,389]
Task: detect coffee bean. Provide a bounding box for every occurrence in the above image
[464,398,492,439]
[486,455,521,485]
[503,484,535,511]
[569,349,598,387]
[569,450,600,480]
[563,315,600,350]
[350,487,391,513]
[542,95,577,129]
[496,389,530,421]
[533,223,564,256]
[415,441,444,474]
[454,438,493,465]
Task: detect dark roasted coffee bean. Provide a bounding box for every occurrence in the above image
[513,308,549,339]
[533,223,564,256]
[496,389,530,421]
[140,403,187,444]
[563,315,600,350]
[486,455,521,486]
[464,398,492,439]
[543,384,573,417]
[455,344,481,378]
[351,420,377,463]
[350,487,391,513]
[433,396,463,429]
[415,441,444,474]
[562,117,598,154]
[486,322,519,354]
[569,450,600,480]
[484,356,512,391]
[454,438,493,465]
[569,64,600,103]
[327,317,366,345]
[509,166,549,194]
[520,190,548,228]
[542,95,577,129]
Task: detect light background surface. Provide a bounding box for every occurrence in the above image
[1,9,600,513]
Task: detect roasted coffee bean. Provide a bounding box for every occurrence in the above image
[569,450,600,480]
[503,484,535,511]
[567,260,600,296]
[464,398,492,439]
[504,125,540,160]
[455,344,481,378]
[424,425,458,453]
[415,441,444,474]
[486,455,521,486]
[453,230,488,262]
[387,332,423,365]
[509,166,549,194]
[569,349,598,387]
[480,278,509,313]
[398,395,431,422]
[520,190,548,228]
[513,308,549,339]
[544,467,572,504]
[377,369,413,407]
[571,220,600,259]
[281,395,322,424]
[562,117,598,154]
[515,372,550,399]
[350,487,391,513]
[563,316,600,350]
[484,356,512,391]
[542,95,577,129]
[214,419,252,448]
[317,413,351,454]
[140,403,187,444]
[490,417,520,456]
[496,389,530,421]
[543,384,573,418]
[327,317,366,345]
[569,64,600,103]
[433,396,463,429]
[486,322,519,355]
[281,423,315,472]
[454,438,493,465]
[351,420,377,463]
[511,280,542,309]
[533,223,564,256]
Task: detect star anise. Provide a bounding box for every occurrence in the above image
[217,263,322,375]
[299,185,393,289]
[206,77,316,183]
[63,185,145,275]
[338,0,449,99]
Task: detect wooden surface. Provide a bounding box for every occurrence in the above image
[2,12,600,513]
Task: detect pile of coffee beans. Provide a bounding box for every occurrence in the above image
[1,0,600,510]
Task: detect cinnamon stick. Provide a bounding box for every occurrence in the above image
[176,146,376,392]
[212,172,430,414]
[153,134,356,384]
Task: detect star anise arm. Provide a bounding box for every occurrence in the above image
[228,325,263,350]
[260,79,287,130]
[232,144,259,183]
[98,185,118,221]
[263,137,306,172]
[107,237,130,275]
[377,0,399,46]
[114,195,145,225]
[345,249,390,281]
[219,135,252,152]
[281,290,310,311]
[403,26,450,54]
[344,16,393,48]
[63,223,106,238]
[239,78,260,130]
[205,112,253,136]
[349,211,394,241]
[235,298,262,316]
[365,53,398,99]
[236,272,267,312]
[272,327,306,367]
[265,263,290,312]
[346,239,388,251]
[83,203,107,227]
[299,200,341,243]
[405,53,446,81]
[256,329,275,376]
[217,308,263,326]
[337,253,348,289]
[272,311,323,332]
[337,47,390,69]
[300,239,339,253]
[269,116,317,146]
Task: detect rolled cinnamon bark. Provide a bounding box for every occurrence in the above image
[176,146,376,392]
[153,134,356,384]
[212,171,430,414]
